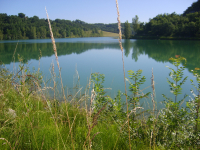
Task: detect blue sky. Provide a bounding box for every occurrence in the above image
[0,0,197,24]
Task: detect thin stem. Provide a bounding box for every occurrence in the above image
[45,7,68,150]
[115,0,131,149]
[45,7,66,101]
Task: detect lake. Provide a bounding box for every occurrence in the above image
[1,37,200,110]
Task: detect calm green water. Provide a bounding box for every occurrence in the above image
[1,37,200,109]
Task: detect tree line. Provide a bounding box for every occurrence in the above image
[0,13,102,40]
[128,12,200,38]
[123,0,200,39]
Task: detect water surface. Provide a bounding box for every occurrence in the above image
[1,37,200,109]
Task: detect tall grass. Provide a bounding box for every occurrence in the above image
[115,0,131,149]
[0,3,199,150]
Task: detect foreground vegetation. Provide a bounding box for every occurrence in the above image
[0,53,199,149]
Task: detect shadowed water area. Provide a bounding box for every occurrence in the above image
[1,37,200,110]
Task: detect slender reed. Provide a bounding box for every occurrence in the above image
[0,138,12,150]
[45,7,71,150]
[115,0,131,149]
[45,7,66,101]
[151,68,156,149]
[12,42,18,74]
[151,68,155,114]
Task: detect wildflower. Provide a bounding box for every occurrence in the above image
[175,55,180,58]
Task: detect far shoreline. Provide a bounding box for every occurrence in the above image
[129,35,200,41]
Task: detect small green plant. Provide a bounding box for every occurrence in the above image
[160,55,189,148]
[91,72,107,112]
[126,69,150,118]
[164,55,188,103]
[108,90,126,120]
[162,56,188,120]
[90,73,125,121]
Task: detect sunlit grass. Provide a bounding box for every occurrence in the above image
[101,30,119,37]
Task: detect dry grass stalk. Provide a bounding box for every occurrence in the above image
[90,88,96,117]
[84,103,90,149]
[115,0,131,149]
[90,132,101,149]
[0,138,12,150]
[12,42,18,74]
[38,49,42,70]
[50,61,56,100]
[66,114,77,141]
[82,85,94,149]
[92,102,108,127]
[151,68,156,113]
[40,135,45,150]
[45,7,66,101]
[152,111,160,149]
[84,102,108,149]
[37,48,42,81]
[44,8,71,149]
[64,104,75,150]
[70,87,83,104]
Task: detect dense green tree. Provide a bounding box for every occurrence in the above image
[18,13,25,18]
[30,26,37,39]
[183,0,200,16]
[133,11,200,38]
[131,1,200,38]
[132,15,140,34]
[124,21,131,39]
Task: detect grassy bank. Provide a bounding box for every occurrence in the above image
[101,31,119,37]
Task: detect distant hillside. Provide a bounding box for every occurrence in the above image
[0,13,102,40]
[183,0,200,16]
[94,23,133,35]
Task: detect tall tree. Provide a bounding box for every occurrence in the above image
[30,26,37,39]
[18,13,25,18]
[132,15,140,34]
[124,21,131,39]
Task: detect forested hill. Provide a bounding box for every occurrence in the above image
[127,0,200,39]
[183,0,200,16]
[94,23,130,34]
[0,13,102,40]
[133,11,200,38]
